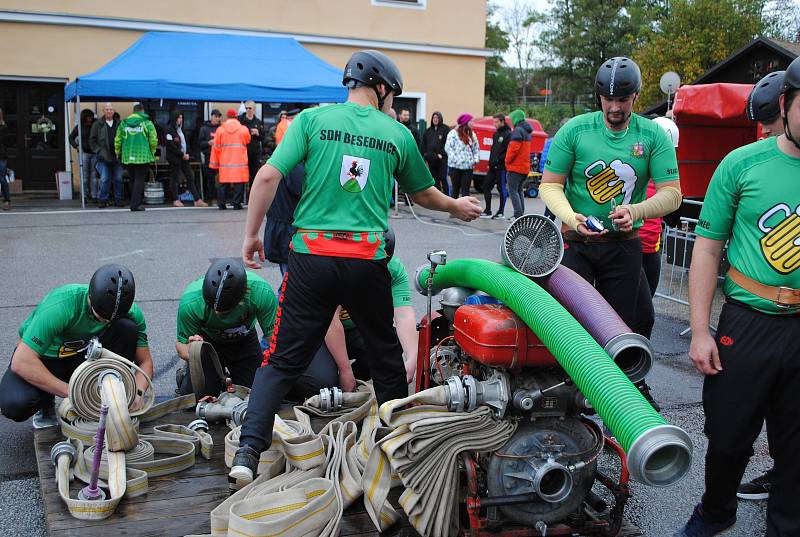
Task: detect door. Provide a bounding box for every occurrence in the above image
[0,81,65,191]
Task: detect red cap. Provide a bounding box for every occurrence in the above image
[226,109,238,118]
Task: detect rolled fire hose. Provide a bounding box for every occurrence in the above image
[416,259,692,487]
[539,265,654,383]
[187,340,228,398]
[51,341,212,520]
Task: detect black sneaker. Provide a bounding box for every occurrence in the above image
[232,204,243,210]
[479,211,492,219]
[229,445,260,485]
[736,470,771,500]
[674,504,735,537]
[491,212,504,220]
[98,201,108,209]
[175,366,187,396]
[635,380,661,412]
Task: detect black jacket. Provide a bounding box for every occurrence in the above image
[165,111,189,165]
[89,118,120,162]
[263,164,304,264]
[422,120,450,164]
[401,120,421,149]
[197,121,220,161]
[69,122,95,154]
[0,123,8,160]
[238,114,264,154]
[488,124,511,170]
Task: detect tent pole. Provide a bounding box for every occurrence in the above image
[76,94,86,209]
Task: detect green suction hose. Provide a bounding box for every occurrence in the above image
[416,258,692,487]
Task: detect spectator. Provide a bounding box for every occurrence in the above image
[263,164,304,275]
[238,100,264,181]
[115,103,157,212]
[0,107,10,211]
[210,109,251,210]
[398,108,421,148]
[482,113,511,218]
[444,113,480,198]
[274,108,300,147]
[198,109,223,202]
[69,109,98,204]
[89,103,124,208]
[504,109,532,221]
[422,111,449,193]
[263,111,285,158]
[165,111,208,208]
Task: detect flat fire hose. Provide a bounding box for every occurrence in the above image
[51,345,213,521]
[187,340,228,398]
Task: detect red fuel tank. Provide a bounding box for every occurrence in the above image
[453,304,558,369]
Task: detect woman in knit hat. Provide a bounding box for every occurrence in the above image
[444,113,480,198]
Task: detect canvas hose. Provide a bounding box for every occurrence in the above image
[191,383,516,537]
[51,345,213,521]
[188,340,228,398]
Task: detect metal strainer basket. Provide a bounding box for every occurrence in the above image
[502,214,564,277]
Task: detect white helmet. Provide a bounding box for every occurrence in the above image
[653,116,679,148]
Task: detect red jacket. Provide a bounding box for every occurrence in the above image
[210,119,251,183]
[504,121,532,175]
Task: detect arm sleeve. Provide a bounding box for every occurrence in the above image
[267,114,306,177]
[88,122,100,154]
[539,182,580,230]
[69,126,79,149]
[444,130,455,158]
[649,127,680,183]
[114,125,123,156]
[209,133,220,169]
[471,133,480,164]
[394,129,436,194]
[20,306,67,356]
[252,283,277,340]
[127,305,149,347]
[542,128,575,175]
[621,185,682,221]
[147,122,158,154]
[175,297,202,345]
[695,158,738,241]
[389,258,413,308]
[198,128,210,151]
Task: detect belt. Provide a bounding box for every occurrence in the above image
[728,267,800,308]
[563,229,639,243]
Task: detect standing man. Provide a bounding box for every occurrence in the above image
[239,100,264,182]
[421,111,450,194]
[0,265,152,427]
[210,110,251,210]
[70,109,99,204]
[90,103,124,208]
[504,109,532,222]
[482,113,511,219]
[675,57,800,537]
[230,49,481,483]
[115,103,157,212]
[398,108,421,149]
[198,109,223,202]
[539,57,682,404]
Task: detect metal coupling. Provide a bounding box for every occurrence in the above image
[50,441,77,468]
[188,419,209,433]
[230,401,248,427]
[85,338,104,361]
[319,386,343,412]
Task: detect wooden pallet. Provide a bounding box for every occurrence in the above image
[34,408,642,537]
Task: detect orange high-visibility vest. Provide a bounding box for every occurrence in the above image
[209,119,252,183]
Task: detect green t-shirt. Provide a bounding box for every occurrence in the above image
[544,112,679,230]
[267,102,434,259]
[696,137,800,314]
[176,271,277,344]
[339,256,412,329]
[18,284,148,360]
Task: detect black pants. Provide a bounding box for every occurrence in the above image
[701,302,800,536]
[177,330,262,398]
[284,345,340,403]
[169,159,201,202]
[201,160,216,200]
[239,252,407,453]
[127,164,150,209]
[562,238,654,338]
[483,167,506,215]
[425,157,447,194]
[218,183,244,207]
[247,151,261,182]
[642,251,662,297]
[0,318,138,422]
[449,168,473,198]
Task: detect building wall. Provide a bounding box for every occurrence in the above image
[0,1,487,189]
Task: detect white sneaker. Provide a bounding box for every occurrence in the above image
[32,405,57,429]
[479,212,492,219]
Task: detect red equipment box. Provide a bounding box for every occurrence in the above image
[672,83,758,198]
[472,116,548,175]
[453,304,558,369]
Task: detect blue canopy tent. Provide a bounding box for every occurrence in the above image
[65,32,347,205]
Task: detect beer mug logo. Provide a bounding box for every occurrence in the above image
[584,159,637,205]
[758,203,800,274]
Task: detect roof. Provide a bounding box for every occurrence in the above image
[64,32,347,103]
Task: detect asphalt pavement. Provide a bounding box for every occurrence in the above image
[0,197,769,536]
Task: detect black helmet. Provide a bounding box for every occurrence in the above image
[384,228,396,258]
[784,56,800,95]
[89,264,135,322]
[595,57,641,97]
[343,50,403,97]
[746,71,785,122]
[203,258,247,312]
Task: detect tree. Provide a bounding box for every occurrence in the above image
[499,0,541,101]
[484,2,517,105]
[633,0,774,108]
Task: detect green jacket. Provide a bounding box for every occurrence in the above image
[115,112,157,164]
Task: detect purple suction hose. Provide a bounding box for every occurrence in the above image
[79,404,108,501]
[539,265,653,383]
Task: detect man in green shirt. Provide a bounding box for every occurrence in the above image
[174,258,277,397]
[231,50,481,483]
[115,103,157,212]
[540,57,682,407]
[675,57,800,537]
[0,264,153,428]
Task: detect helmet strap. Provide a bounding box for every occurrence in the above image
[372,85,391,111]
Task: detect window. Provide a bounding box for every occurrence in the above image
[371,0,427,10]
